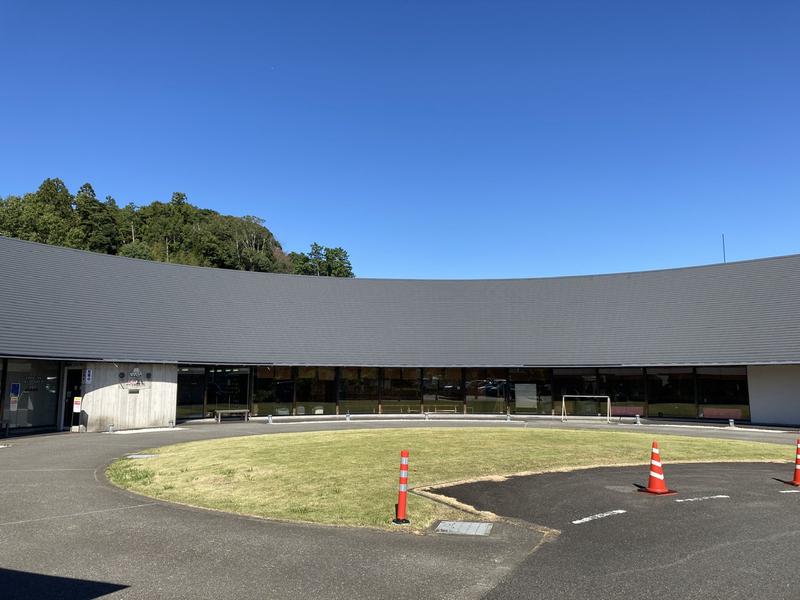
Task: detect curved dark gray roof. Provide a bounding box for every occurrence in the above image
[1,235,799,367]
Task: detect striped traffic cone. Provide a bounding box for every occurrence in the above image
[786,439,800,486]
[639,441,676,495]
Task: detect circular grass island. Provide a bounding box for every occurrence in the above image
[107,427,790,532]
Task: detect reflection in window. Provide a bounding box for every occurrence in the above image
[4,359,60,429]
[295,366,337,415]
[177,366,206,419]
[422,368,463,413]
[253,366,294,416]
[646,368,696,418]
[508,368,553,415]
[697,367,749,420]
[599,368,645,417]
[554,369,600,416]
[206,367,250,416]
[340,367,379,414]
[465,368,507,414]
[382,368,420,412]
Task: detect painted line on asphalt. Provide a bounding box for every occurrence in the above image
[0,468,95,472]
[674,495,730,503]
[104,427,188,434]
[0,503,157,527]
[779,490,800,494]
[572,509,627,525]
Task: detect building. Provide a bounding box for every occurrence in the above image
[1,235,799,433]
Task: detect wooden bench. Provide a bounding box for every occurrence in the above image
[610,406,645,417]
[700,407,743,419]
[214,409,250,423]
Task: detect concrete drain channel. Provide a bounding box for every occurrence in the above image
[435,521,493,536]
[126,454,158,459]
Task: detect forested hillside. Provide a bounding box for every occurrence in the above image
[0,178,354,277]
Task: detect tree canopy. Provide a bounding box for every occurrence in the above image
[0,178,354,277]
[288,242,354,277]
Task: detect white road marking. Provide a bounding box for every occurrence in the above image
[572,509,627,525]
[0,468,94,472]
[0,503,156,527]
[674,495,730,503]
[779,490,800,494]
[104,427,187,434]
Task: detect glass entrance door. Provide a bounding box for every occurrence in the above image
[176,367,206,419]
[63,368,82,428]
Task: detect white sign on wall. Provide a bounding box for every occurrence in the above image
[73,396,82,413]
[83,369,93,384]
[125,367,148,390]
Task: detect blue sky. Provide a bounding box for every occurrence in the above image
[1,1,798,278]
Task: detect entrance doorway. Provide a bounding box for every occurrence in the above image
[63,368,82,428]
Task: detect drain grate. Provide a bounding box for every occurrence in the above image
[126,454,158,459]
[435,521,493,536]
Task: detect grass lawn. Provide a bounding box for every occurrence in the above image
[107,427,790,532]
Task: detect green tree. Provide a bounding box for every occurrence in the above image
[3,178,77,246]
[323,246,354,277]
[119,240,155,260]
[0,178,351,276]
[69,183,120,253]
[290,243,354,277]
[289,251,311,274]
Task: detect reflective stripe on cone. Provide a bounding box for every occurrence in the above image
[639,440,677,495]
[392,450,411,524]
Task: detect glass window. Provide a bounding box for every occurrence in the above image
[295,367,337,415]
[3,359,59,429]
[422,368,463,413]
[697,367,749,420]
[646,368,696,418]
[381,368,420,413]
[340,367,379,414]
[508,368,553,415]
[297,366,316,380]
[599,368,646,417]
[465,368,507,414]
[177,366,206,419]
[253,366,294,416]
[554,369,600,416]
[206,366,250,417]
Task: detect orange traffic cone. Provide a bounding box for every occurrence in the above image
[639,441,676,495]
[786,439,800,487]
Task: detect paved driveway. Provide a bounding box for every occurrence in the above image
[442,462,800,599]
[0,419,795,599]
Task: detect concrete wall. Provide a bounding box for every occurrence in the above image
[747,365,800,425]
[80,362,177,432]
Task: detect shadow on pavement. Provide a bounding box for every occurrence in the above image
[0,568,127,599]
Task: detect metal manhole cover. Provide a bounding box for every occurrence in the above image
[435,521,493,536]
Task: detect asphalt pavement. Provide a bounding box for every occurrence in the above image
[442,461,800,599]
[0,418,797,599]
